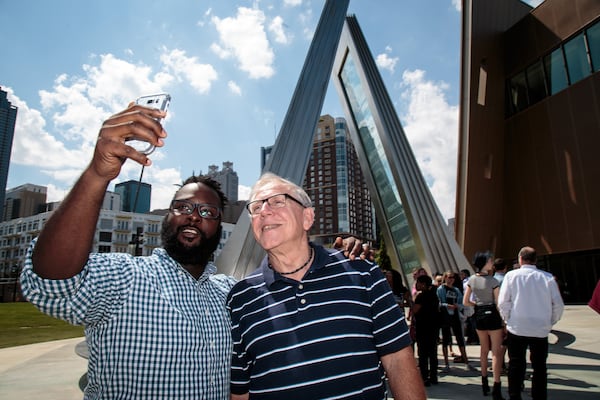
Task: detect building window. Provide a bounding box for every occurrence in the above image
[526,60,547,104]
[544,48,568,95]
[99,232,112,242]
[98,245,111,253]
[588,22,600,72]
[508,71,528,113]
[477,64,487,106]
[564,32,591,84]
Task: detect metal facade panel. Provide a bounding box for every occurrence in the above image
[333,16,472,283]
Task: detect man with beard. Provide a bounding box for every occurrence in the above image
[20,103,236,399]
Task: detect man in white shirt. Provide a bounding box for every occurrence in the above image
[498,246,564,400]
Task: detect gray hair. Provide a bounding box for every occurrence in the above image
[249,172,312,207]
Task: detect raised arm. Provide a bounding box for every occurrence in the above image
[31,103,167,279]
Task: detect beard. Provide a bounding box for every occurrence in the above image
[161,219,222,267]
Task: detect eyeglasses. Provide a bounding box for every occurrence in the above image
[246,193,306,217]
[169,199,221,219]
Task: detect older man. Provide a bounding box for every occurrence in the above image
[498,246,564,400]
[227,172,426,400]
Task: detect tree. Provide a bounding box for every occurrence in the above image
[376,236,392,271]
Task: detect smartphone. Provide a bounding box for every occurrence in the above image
[128,93,171,155]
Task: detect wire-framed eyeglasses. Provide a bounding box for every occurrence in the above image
[169,199,221,219]
[246,193,306,217]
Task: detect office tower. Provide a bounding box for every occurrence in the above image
[114,180,151,213]
[3,183,47,221]
[207,161,239,202]
[0,88,17,221]
[303,115,374,244]
[457,0,600,302]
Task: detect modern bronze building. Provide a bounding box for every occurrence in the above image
[457,0,600,302]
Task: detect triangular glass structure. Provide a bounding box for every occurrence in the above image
[216,1,472,284]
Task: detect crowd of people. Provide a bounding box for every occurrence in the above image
[384,248,564,400]
[19,100,566,400]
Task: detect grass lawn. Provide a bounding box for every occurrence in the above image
[0,302,84,349]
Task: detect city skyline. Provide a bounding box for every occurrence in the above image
[0,0,543,221]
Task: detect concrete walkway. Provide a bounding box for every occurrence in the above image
[0,305,598,399]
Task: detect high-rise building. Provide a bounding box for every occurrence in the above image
[303,115,375,245]
[457,0,600,302]
[0,88,17,220]
[114,180,151,213]
[207,161,239,202]
[3,184,47,221]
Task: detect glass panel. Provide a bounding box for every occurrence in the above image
[340,53,421,277]
[544,49,568,95]
[526,60,547,105]
[564,33,591,84]
[509,71,529,113]
[587,22,600,72]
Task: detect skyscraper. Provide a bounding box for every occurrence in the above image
[303,115,375,244]
[3,183,47,221]
[207,161,239,202]
[114,180,151,213]
[0,88,17,221]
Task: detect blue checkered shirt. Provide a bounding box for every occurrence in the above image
[20,240,236,399]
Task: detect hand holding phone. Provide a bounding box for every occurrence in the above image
[128,93,171,155]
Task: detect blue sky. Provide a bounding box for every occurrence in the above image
[0,0,542,221]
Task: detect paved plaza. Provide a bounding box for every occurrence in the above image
[0,305,598,399]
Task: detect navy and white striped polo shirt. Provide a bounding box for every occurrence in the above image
[227,243,411,399]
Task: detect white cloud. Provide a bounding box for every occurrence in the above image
[45,183,69,204]
[5,56,186,209]
[211,7,275,79]
[283,0,302,6]
[399,69,459,221]
[144,166,185,211]
[5,87,92,171]
[269,16,291,45]
[228,81,242,96]
[238,184,251,201]
[160,48,218,94]
[376,53,398,73]
[451,0,461,12]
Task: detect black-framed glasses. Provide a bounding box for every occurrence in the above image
[169,199,221,219]
[246,193,306,217]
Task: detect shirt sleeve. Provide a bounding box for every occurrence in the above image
[20,239,134,326]
[497,277,512,322]
[367,264,412,355]
[226,283,252,395]
[549,279,564,325]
